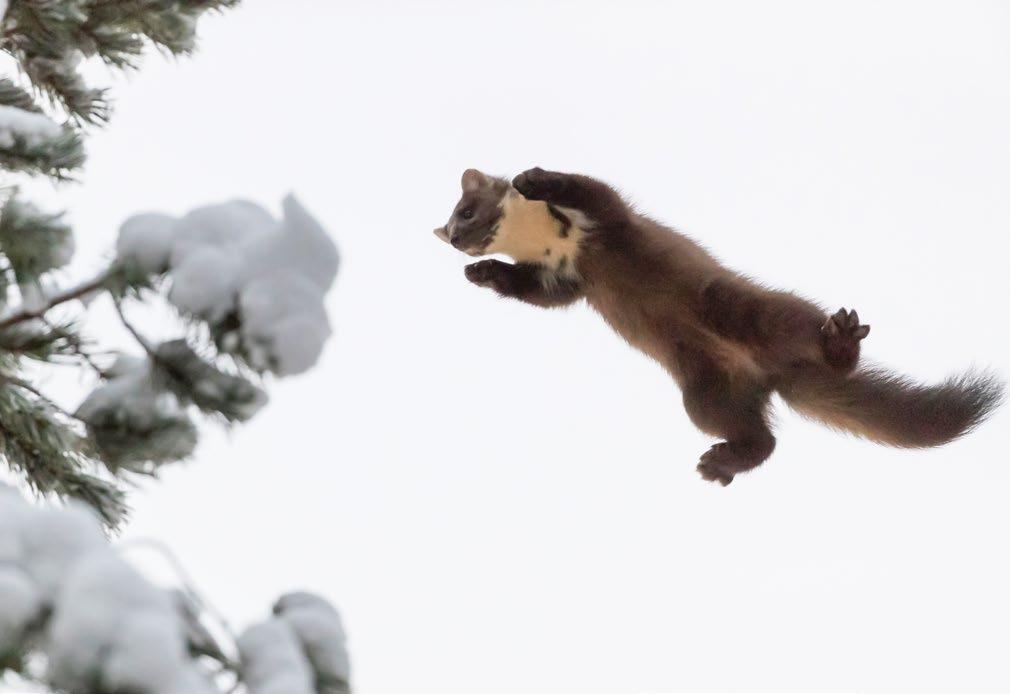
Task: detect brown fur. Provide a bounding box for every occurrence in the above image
[440,167,1004,485]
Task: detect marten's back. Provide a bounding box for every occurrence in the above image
[578,214,767,381]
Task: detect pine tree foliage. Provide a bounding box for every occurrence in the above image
[0,386,127,525]
[1,0,238,122]
[0,2,349,692]
[0,0,339,530]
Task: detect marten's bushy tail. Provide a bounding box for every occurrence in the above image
[779,367,1004,447]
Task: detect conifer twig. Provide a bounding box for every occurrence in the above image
[3,374,82,422]
[40,315,107,377]
[113,298,156,355]
[0,269,111,329]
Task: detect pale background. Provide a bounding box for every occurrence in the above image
[23,1,1010,693]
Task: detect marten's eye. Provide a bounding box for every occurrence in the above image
[461,209,474,220]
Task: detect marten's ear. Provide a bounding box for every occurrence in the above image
[461,168,487,193]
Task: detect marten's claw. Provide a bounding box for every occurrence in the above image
[822,308,870,340]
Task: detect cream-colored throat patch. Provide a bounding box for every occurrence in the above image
[485,191,586,275]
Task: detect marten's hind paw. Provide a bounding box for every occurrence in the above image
[821,308,870,371]
[697,444,737,486]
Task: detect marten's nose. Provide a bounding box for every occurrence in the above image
[450,234,465,249]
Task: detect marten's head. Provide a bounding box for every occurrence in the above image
[435,169,584,273]
[434,169,510,256]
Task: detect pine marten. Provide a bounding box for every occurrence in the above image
[434,167,1004,485]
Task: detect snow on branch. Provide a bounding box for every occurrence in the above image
[0,484,351,694]
[0,105,85,177]
[0,194,338,524]
[117,195,339,376]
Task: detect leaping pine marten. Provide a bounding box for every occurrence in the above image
[434,167,1003,485]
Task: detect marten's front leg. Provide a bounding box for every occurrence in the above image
[821,308,870,372]
[465,259,582,308]
[512,167,625,224]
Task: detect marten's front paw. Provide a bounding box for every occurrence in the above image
[512,167,564,201]
[464,260,506,288]
[821,308,870,371]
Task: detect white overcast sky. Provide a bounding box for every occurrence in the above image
[18,1,1010,693]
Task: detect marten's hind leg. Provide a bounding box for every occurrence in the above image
[681,360,775,486]
[699,280,872,374]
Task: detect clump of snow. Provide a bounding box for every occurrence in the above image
[168,199,277,268]
[0,490,43,653]
[274,592,351,694]
[75,354,197,469]
[75,354,153,422]
[48,550,187,693]
[0,104,63,150]
[0,567,41,652]
[238,618,315,694]
[76,356,186,434]
[114,195,337,377]
[237,273,331,376]
[240,196,339,293]
[18,502,107,600]
[0,484,28,557]
[168,245,244,322]
[75,354,178,430]
[116,212,176,275]
[164,664,219,694]
[0,486,192,691]
[0,485,351,694]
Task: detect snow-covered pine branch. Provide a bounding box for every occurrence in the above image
[0,484,351,694]
[117,195,339,377]
[0,0,339,525]
[0,102,85,177]
[0,193,338,524]
[0,4,352,693]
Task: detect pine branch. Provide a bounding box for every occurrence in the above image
[39,315,108,376]
[5,373,81,421]
[2,0,242,122]
[0,269,110,329]
[0,385,128,527]
[112,296,155,353]
[0,122,85,178]
[2,1,106,122]
[21,56,111,125]
[0,317,79,361]
[0,195,77,279]
[154,339,266,422]
[0,78,43,113]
